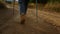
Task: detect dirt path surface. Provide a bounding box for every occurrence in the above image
[0,5,60,34]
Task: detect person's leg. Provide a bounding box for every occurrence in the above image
[19,0,29,24]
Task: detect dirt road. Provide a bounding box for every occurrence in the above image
[0,5,60,34]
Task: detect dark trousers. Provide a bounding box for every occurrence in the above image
[18,0,29,15]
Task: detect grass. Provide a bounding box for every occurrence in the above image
[5,1,60,13]
[44,2,60,13]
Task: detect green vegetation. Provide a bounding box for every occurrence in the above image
[0,0,60,12]
[44,0,60,12]
[48,0,60,3]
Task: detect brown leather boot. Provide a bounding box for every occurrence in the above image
[20,15,26,24]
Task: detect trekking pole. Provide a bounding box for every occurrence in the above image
[13,0,15,16]
[36,0,38,23]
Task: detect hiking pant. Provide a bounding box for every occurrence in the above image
[18,0,29,15]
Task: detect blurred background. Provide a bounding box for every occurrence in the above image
[1,0,60,12]
[0,0,60,34]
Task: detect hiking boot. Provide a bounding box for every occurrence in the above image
[20,15,26,24]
